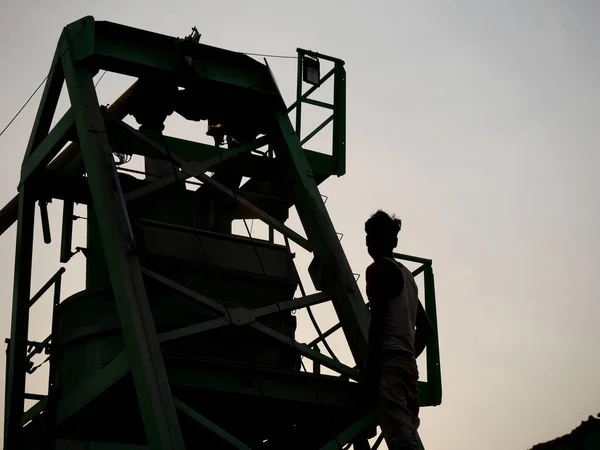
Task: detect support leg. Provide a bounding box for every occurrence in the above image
[274,110,370,368]
[3,189,35,450]
[60,21,185,450]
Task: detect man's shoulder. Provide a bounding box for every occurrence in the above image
[366,259,385,273]
[366,259,397,278]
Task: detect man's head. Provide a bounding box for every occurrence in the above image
[365,210,402,259]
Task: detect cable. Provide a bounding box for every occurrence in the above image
[0,79,47,137]
[241,51,296,60]
[0,26,84,138]
[94,70,107,88]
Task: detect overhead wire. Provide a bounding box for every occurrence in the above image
[241,51,296,60]
[0,26,85,138]
[0,79,47,138]
[94,70,107,88]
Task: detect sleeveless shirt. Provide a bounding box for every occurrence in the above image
[380,257,420,356]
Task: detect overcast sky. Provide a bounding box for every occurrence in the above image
[1,1,599,449]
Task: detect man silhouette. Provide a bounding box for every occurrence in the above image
[364,210,432,449]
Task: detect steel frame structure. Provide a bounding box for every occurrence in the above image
[2,16,441,450]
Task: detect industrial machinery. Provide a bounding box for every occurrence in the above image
[1,17,441,449]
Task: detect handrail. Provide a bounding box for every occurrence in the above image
[392,252,442,406]
[21,267,65,312]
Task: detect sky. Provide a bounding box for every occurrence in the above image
[1,1,600,449]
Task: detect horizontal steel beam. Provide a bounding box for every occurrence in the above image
[77,18,280,97]
[297,48,346,65]
[393,252,432,265]
[303,98,334,110]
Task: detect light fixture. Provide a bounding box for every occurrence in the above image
[302,55,320,86]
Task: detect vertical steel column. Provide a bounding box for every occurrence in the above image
[60,200,74,263]
[4,31,65,448]
[3,190,35,450]
[332,62,346,176]
[295,51,304,139]
[268,146,275,243]
[424,265,442,404]
[60,20,185,450]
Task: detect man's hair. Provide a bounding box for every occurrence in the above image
[365,210,402,240]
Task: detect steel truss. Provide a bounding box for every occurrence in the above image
[2,16,441,450]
